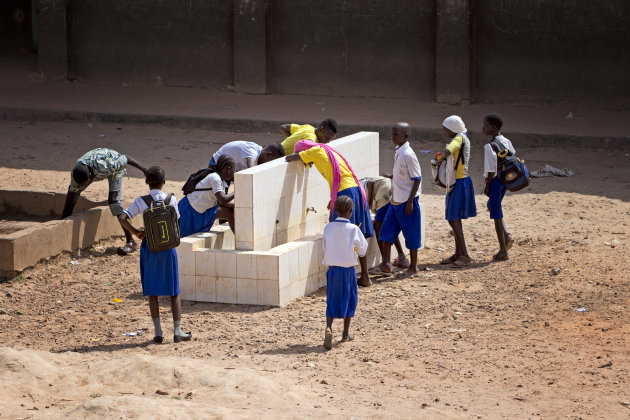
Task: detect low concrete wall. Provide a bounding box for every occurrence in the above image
[0,190,121,276]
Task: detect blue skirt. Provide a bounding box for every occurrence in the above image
[326,266,358,318]
[139,240,180,296]
[177,195,219,238]
[332,186,375,238]
[445,177,477,221]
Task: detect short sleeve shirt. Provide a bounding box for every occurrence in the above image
[483,135,515,178]
[124,189,179,219]
[446,134,470,179]
[392,142,422,203]
[69,148,128,192]
[360,176,392,212]
[186,172,227,213]
[322,217,369,267]
[212,141,263,172]
[298,146,358,192]
[281,124,317,155]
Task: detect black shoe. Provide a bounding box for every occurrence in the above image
[173,332,192,343]
[153,335,164,344]
[117,241,137,256]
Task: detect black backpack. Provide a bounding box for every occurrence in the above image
[182,168,215,195]
[491,138,530,192]
[141,194,180,253]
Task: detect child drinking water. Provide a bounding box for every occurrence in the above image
[321,195,368,350]
[118,166,192,344]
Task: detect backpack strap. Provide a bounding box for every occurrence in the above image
[454,136,466,170]
[141,195,154,208]
[165,193,174,206]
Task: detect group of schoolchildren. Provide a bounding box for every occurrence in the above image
[61,113,517,349]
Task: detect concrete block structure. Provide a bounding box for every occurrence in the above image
[0,190,122,277]
[178,132,425,306]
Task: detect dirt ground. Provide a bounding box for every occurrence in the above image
[1,120,629,419]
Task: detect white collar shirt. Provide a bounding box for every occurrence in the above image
[186,172,227,213]
[124,189,179,219]
[392,142,422,203]
[212,141,263,172]
[322,217,369,268]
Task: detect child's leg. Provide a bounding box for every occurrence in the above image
[171,295,192,342]
[406,249,418,274]
[449,219,468,257]
[358,256,372,287]
[149,296,163,340]
[373,221,385,261]
[324,316,334,350]
[394,238,406,260]
[379,242,393,272]
[494,218,507,251]
[342,317,353,341]
[217,205,235,233]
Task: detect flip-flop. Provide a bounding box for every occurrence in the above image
[173,332,192,343]
[368,266,393,275]
[393,257,411,269]
[493,250,509,261]
[117,241,137,256]
[341,334,354,342]
[505,235,515,251]
[453,256,472,267]
[440,254,459,265]
[323,329,333,350]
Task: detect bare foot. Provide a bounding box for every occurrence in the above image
[358,272,372,287]
[440,254,460,265]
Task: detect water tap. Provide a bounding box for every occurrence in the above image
[306,206,317,214]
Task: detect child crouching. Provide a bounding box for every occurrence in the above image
[322,195,368,350]
[118,166,192,344]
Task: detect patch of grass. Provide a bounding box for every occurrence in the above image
[0,274,24,284]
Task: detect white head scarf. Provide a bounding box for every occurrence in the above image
[442,115,467,134]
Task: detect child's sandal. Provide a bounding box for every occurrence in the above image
[174,332,192,343]
[323,329,333,350]
[341,334,354,342]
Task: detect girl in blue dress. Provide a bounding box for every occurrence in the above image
[321,196,369,350]
[118,166,192,344]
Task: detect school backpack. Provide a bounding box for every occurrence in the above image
[491,138,530,192]
[431,140,465,193]
[182,168,215,195]
[141,194,180,253]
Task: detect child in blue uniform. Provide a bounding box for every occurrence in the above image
[377,123,422,276]
[178,155,236,237]
[322,195,368,350]
[118,166,192,344]
[437,115,477,267]
[482,114,516,261]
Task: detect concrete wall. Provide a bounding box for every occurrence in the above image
[35,0,630,105]
[269,0,436,99]
[472,0,630,106]
[66,0,233,88]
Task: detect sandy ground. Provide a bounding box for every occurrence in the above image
[1,120,629,419]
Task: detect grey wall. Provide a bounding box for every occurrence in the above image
[473,0,630,106]
[34,0,630,107]
[269,0,435,99]
[67,0,233,88]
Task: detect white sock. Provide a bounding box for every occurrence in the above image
[152,317,163,337]
[173,320,182,336]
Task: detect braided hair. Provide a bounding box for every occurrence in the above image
[215,155,235,179]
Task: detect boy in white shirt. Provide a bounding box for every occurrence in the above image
[376,123,422,276]
[482,114,516,261]
[209,141,285,171]
[322,196,369,350]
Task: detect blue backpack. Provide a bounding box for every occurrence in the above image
[491,139,530,192]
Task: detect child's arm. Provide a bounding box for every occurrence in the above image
[61,191,78,219]
[244,157,257,168]
[483,172,495,196]
[118,213,145,240]
[285,153,303,163]
[279,124,292,137]
[405,180,420,216]
[215,191,235,208]
[124,155,148,175]
[354,229,369,257]
[365,180,375,209]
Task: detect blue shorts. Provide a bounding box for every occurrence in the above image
[374,203,390,223]
[487,177,507,219]
[177,196,219,238]
[332,186,375,239]
[378,196,422,250]
[445,177,477,221]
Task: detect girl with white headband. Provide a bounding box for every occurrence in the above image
[436,115,477,266]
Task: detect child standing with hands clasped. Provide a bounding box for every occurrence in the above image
[322,195,368,350]
[118,166,192,344]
